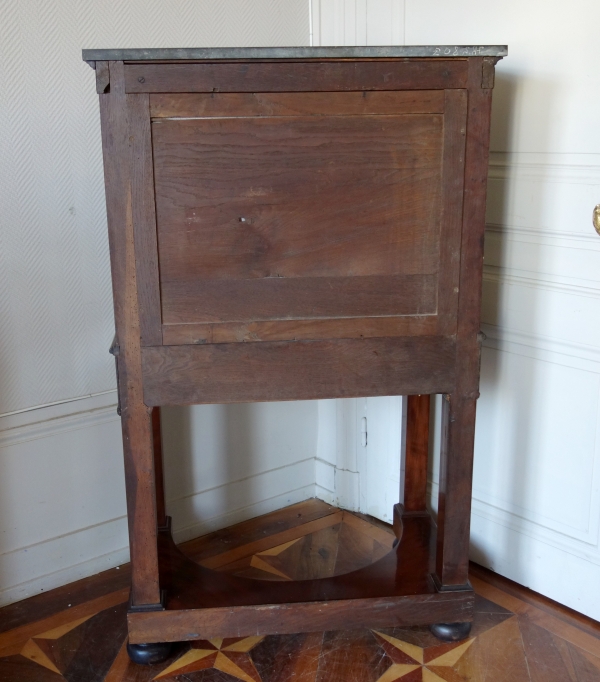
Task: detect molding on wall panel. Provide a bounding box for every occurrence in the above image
[311,0,404,47]
[481,323,600,369]
[0,390,119,449]
[0,389,117,429]
[470,511,600,620]
[0,516,129,608]
[471,491,600,562]
[0,392,126,605]
[488,151,600,184]
[473,340,600,550]
[483,266,600,301]
[428,480,600,572]
[0,392,318,606]
[485,223,600,248]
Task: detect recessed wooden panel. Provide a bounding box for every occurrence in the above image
[161,274,436,324]
[126,59,468,93]
[153,110,444,331]
[162,315,438,345]
[141,336,456,405]
[150,90,445,118]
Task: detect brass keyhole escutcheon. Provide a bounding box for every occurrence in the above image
[594,204,600,237]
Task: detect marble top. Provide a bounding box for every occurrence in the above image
[83,45,507,63]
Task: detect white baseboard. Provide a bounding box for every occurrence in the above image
[0,518,130,608]
[0,392,127,606]
[470,512,600,621]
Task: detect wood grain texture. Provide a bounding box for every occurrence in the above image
[141,336,456,405]
[182,499,338,565]
[435,394,478,589]
[200,512,344,571]
[95,60,110,94]
[125,59,469,93]
[469,574,600,660]
[162,314,439,345]
[149,90,445,118]
[99,62,160,607]
[127,511,473,644]
[455,57,494,393]
[153,114,443,283]
[404,395,431,513]
[128,93,162,346]
[436,88,467,335]
[434,58,494,590]
[0,589,129,658]
[161,275,437,325]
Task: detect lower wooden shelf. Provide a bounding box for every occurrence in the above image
[127,505,474,644]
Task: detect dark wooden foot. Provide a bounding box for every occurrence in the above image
[127,641,173,665]
[430,621,472,642]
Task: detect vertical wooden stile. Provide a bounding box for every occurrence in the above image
[434,57,494,589]
[99,61,161,607]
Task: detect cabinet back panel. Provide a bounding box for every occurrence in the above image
[152,96,445,330]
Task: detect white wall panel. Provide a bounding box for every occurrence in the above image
[313,0,600,618]
[405,0,600,155]
[404,0,600,619]
[475,347,600,541]
[0,0,315,607]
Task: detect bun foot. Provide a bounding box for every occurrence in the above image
[127,641,173,665]
[430,621,472,642]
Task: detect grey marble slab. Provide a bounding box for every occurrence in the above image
[83,45,507,63]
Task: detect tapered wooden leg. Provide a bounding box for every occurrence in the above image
[101,61,163,610]
[434,393,477,589]
[151,407,167,529]
[404,394,431,513]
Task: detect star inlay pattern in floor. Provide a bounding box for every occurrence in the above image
[373,630,475,681]
[154,636,264,681]
[1,500,599,682]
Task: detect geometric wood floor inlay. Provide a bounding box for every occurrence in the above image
[203,510,396,581]
[1,499,599,681]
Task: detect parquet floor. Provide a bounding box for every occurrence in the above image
[1,499,599,681]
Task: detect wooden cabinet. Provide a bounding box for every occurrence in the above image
[84,45,506,662]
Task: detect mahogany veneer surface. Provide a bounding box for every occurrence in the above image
[0,501,598,682]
